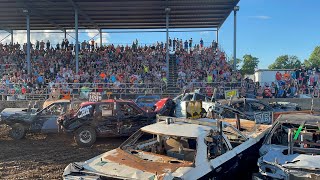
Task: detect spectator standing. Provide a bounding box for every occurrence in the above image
[200,38,204,49]
[40,40,45,50]
[173,38,176,51]
[189,38,193,50]
[65,39,69,50]
[61,39,65,49]
[184,40,188,50]
[46,40,50,50]
[90,39,95,51]
[275,71,282,85]
[36,40,40,50]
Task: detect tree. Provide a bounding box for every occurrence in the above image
[229,58,242,69]
[240,54,259,75]
[268,55,301,69]
[303,46,320,68]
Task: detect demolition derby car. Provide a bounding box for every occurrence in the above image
[254,114,320,180]
[58,99,175,146]
[213,98,305,122]
[63,115,271,179]
[173,90,303,120]
[0,99,81,139]
[135,95,161,111]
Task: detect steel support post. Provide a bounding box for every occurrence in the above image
[75,9,79,74]
[27,14,31,75]
[165,8,170,79]
[99,29,102,48]
[11,30,13,44]
[233,6,239,70]
[64,30,67,39]
[216,28,219,44]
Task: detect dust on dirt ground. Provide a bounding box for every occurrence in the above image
[0,125,125,180]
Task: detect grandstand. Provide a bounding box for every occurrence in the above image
[0,0,241,100]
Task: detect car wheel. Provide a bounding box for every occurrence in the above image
[9,123,26,140]
[74,126,96,147]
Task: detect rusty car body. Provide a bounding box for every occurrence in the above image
[255,114,320,180]
[0,99,81,139]
[62,114,271,179]
[58,99,174,147]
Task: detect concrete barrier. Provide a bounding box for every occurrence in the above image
[260,98,319,110]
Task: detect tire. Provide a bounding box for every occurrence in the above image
[9,123,26,140]
[74,126,96,147]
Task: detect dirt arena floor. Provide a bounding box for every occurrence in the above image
[0,125,125,180]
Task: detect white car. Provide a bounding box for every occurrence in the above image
[174,92,215,118]
[63,116,270,180]
[256,114,320,180]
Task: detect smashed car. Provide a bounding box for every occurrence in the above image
[62,114,271,179]
[0,99,81,139]
[255,114,320,179]
[174,91,214,118]
[214,98,305,122]
[135,95,160,111]
[58,99,173,147]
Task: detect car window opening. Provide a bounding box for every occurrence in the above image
[121,131,197,162]
[270,123,320,155]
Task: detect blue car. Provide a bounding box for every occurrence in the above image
[135,95,161,110]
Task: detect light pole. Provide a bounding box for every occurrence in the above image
[233,6,239,70]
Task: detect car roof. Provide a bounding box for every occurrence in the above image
[276,114,320,126]
[141,120,216,138]
[136,95,160,99]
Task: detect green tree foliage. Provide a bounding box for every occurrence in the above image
[303,46,320,68]
[229,58,242,69]
[240,54,259,75]
[268,55,301,69]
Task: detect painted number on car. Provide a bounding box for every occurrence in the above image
[254,112,272,124]
[78,105,92,118]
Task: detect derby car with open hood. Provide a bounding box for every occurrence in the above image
[62,114,271,180]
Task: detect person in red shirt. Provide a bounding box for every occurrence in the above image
[275,71,282,81]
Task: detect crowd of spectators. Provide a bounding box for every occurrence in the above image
[0,37,220,99]
[251,67,320,99]
[0,39,169,97]
[2,37,318,100]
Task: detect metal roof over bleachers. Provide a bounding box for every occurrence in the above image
[0,0,239,31]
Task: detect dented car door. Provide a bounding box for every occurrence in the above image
[117,102,150,136]
[33,103,67,133]
[94,102,119,136]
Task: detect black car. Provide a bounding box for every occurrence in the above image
[58,99,158,147]
[0,100,80,139]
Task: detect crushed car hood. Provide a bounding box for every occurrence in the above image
[261,145,320,171]
[63,148,193,179]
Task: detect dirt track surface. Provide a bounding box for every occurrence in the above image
[0,125,125,180]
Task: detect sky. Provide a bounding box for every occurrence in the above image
[0,0,319,69]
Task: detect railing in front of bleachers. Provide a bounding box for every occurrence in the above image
[0,81,253,101]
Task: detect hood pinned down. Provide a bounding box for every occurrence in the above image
[63,148,193,180]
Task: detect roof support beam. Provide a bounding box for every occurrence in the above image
[16,0,65,32]
[67,0,100,30]
[0,26,12,33]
